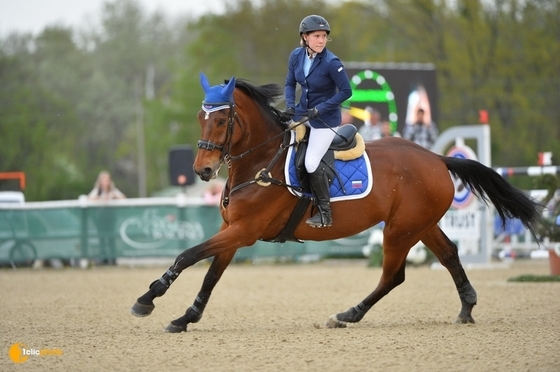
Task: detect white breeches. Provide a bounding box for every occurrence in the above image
[305,126,338,173]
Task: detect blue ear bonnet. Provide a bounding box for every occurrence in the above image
[200,72,236,112]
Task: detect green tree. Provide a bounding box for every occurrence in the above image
[0,31,89,200]
[82,0,190,196]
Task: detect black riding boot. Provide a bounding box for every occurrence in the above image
[306,167,333,228]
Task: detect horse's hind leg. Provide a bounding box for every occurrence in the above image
[326,231,410,328]
[421,226,477,324]
[164,250,236,333]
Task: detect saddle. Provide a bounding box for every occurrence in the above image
[266,125,368,244]
[294,124,365,160]
[293,124,365,193]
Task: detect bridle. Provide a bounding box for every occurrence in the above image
[197,101,237,168]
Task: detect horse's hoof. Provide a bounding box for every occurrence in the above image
[455,316,475,324]
[325,314,347,329]
[130,301,155,317]
[164,322,187,333]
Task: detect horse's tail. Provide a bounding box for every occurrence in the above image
[442,156,542,234]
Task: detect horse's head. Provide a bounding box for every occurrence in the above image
[194,72,238,181]
[194,72,286,182]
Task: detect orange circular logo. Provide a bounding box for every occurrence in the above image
[8,343,29,364]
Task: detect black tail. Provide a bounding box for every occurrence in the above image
[442,157,542,235]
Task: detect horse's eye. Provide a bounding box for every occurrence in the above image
[217,118,226,126]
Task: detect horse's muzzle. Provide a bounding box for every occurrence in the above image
[195,164,220,182]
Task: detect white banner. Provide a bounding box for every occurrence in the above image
[440,210,481,240]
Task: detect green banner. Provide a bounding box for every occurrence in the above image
[0,200,371,266]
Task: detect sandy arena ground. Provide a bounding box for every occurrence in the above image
[1,258,559,371]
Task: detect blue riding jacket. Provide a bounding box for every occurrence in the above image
[284,47,352,128]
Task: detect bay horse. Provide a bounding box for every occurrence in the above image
[131,74,541,333]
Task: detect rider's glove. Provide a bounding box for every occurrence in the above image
[281,107,296,121]
[307,107,319,120]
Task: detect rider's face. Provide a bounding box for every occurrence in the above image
[305,31,328,53]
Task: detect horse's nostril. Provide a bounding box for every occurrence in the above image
[196,167,213,181]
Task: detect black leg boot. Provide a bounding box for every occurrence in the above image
[306,167,333,228]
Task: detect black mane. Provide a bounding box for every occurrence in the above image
[233,79,286,128]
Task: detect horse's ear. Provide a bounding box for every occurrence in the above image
[222,76,236,101]
[199,72,211,93]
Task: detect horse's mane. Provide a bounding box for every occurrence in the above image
[232,79,286,128]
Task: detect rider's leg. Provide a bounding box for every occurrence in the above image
[305,126,337,228]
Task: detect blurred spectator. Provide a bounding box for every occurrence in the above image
[203,182,224,205]
[341,108,353,125]
[380,120,401,138]
[88,171,126,200]
[358,106,382,141]
[403,108,439,150]
[88,170,124,265]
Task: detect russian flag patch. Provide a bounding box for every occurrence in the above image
[351,180,362,189]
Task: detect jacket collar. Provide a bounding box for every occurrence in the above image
[302,47,325,75]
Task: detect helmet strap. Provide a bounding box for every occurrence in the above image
[302,35,319,56]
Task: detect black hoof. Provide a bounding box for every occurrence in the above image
[333,303,368,323]
[164,322,187,333]
[130,301,155,317]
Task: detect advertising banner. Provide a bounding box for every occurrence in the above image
[344,62,437,135]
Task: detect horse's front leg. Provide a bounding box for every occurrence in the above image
[130,262,181,318]
[130,225,254,329]
[164,250,236,333]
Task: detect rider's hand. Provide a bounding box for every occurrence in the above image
[282,107,295,121]
[307,107,319,120]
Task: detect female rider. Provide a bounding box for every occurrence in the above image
[284,15,352,228]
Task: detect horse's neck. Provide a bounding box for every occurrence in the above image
[229,115,285,181]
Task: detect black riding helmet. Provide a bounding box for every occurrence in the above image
[299,15,331,35]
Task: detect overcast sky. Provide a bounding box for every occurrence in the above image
[0,0,230,36]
